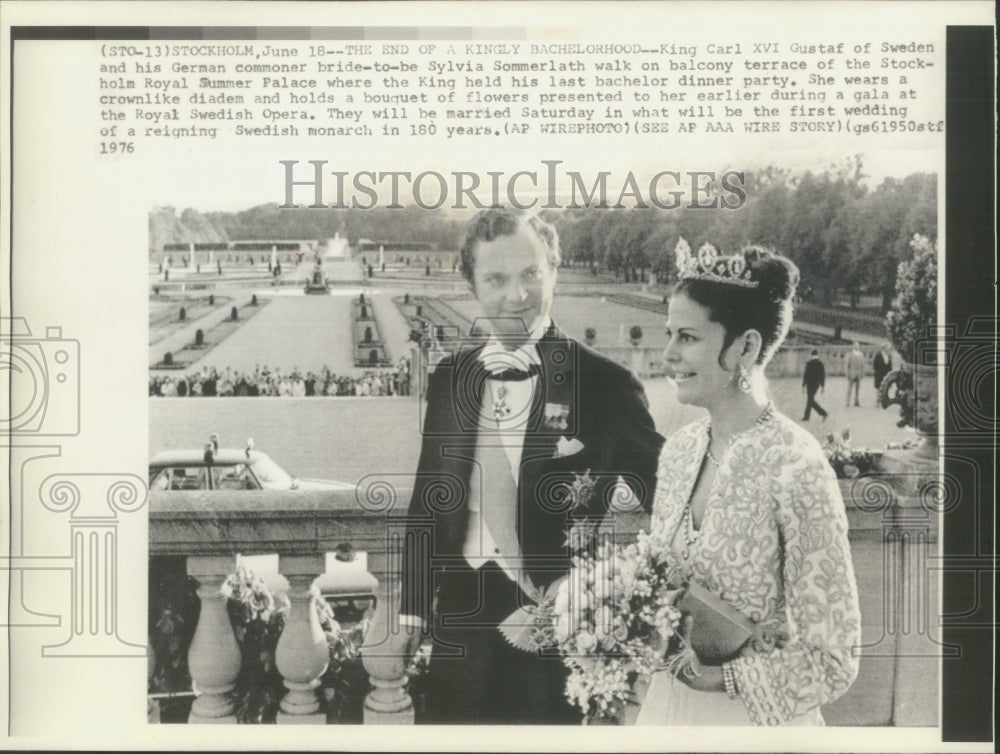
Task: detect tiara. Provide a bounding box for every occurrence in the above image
[674,238,758,288]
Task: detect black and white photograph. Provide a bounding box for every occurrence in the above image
[2,2,994,751]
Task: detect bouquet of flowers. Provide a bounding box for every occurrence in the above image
[505,521,695,721]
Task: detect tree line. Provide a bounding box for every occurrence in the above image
[549,158,936,312]
[150,157,935,312]
[149,205,465,260]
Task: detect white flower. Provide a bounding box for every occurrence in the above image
[593,605,615,645]
[592,572,615,604]
[596,540,614,561]
[633,578,653,598]
[575,630,597,653]
[613,553,631,576]
[553,615,572,642]
[553,580,570,615]
[554,435,585,458]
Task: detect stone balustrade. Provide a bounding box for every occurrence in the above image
[150,470,939,726]
[597,346,665,378]
[767,344,890,378]
[149,488,414,724]
[596,344,894,381]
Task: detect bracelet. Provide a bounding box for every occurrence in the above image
[722,663,738,700]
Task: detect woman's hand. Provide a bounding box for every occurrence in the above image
[673,616,726,692]
[676,660,724,692]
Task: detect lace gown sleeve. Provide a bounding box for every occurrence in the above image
[730,445,861,725]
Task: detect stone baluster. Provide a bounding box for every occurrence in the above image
[275,554,328,724]
[187,555,241,724]
[361,548,414,724]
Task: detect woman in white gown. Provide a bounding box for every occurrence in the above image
[636,244,861,726]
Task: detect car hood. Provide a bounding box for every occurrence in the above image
[292,477,357,491]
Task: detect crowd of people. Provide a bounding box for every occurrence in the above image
[149,360,412,398]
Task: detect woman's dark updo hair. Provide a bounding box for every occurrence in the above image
[673,245,799,367]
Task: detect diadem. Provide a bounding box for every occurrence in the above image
[674,238,758,288]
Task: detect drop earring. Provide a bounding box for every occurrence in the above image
[736,365,752,393]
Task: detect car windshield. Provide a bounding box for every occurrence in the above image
[215,463,258,490]
[251,454,293,488]
[155,465,213,491]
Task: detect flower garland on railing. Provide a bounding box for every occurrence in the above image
[148,562,398,724]
[221,566,288,723]
[823,427,881,479]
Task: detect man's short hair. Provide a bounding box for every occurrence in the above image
[458,208,561,287]
[811,349,819,356]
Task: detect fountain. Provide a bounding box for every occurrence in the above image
[323,232,350,261]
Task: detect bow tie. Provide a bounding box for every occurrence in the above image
[486,363,542,381]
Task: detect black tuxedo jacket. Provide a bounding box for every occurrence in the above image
[399,324,664,624]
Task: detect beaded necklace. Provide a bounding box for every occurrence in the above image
[680,402,776,560]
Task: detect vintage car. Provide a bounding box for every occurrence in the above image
[149,441,353,492]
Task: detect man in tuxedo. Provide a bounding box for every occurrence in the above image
[389,208,664,724]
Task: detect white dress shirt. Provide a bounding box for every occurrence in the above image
[462,324,546,573]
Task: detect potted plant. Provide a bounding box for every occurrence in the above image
[881,234,938,456]
[627,325,646,375]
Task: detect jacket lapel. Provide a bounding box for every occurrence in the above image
[517,326,580,574]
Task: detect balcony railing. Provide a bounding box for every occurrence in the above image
[150,487,415,723]
[149,471,939,726]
